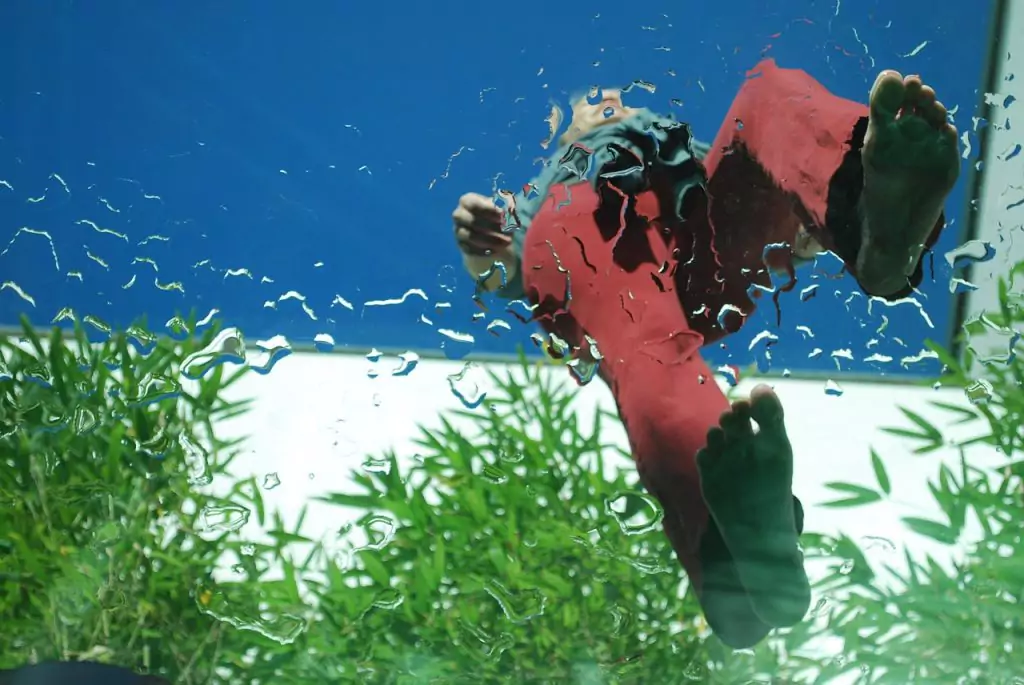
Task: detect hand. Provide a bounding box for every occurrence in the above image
[452,193,513,256]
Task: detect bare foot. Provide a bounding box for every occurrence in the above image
[697,384,810,628]
[856,70,961,297]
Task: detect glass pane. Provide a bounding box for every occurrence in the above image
[1,1,1019,683]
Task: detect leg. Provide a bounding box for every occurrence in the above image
[702,59,958,300]
[696,385,809,628]
[519,183,793,647]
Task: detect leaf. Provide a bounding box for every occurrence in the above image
[901,516,959,545]
[360,550,390,586]
[820,482,882,508]
[896,407,943,443]
[316,491,381,509]
[870,449,891,496]
[267,530,313,546]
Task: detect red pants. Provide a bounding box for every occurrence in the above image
[519,60,937,602]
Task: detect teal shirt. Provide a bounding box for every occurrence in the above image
[495,109,710,300]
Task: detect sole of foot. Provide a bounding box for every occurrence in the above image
[696,384,811,628]
[857,70,961,298]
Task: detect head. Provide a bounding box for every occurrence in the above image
[559,88,640,146]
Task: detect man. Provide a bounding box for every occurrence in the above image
[451,59,960,647]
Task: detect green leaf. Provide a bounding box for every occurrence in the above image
[901,516,959,545]
[360,550,391,586]
[316,491,382,509]
[820,482,882,508]
[870,449,891,496]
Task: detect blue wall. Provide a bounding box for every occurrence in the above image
[0,0,993,377]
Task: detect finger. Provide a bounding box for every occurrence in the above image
[459,193,504,221]
[452,206,508,238]
[454,224,512,249]
[455,228,512,256]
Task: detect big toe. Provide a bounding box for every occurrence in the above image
[870,70,905,121]
[749,384,786,434]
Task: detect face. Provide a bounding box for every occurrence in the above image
[560,88,639,145]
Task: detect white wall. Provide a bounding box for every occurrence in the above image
[215,353,1002,584]
[961,1,1023,331]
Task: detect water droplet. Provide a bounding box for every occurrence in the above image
[824,379,844,397]
[370,588,404,611]
[965,378,993,405]
[950,277,978,294]
[487,319,512,336]
[567,358,599,385]
[944,239,995,269]
[366,348,383,363]
[438,327,475,360]
[240,544,255,556]
[544,332,571,359]
[313,332,335,352]
[609,604,633,635]
[180,328,246,380]
[438,264,458,293]
[963,313,1019,365]
[839,559,855,575]
[127,374,181,407]
[71,406,98,435]
[605,491,662,536]
[179,433,212,486]
[861,535,895,553]
[392,351,419,376]
[197,504,251,533]
[363,515,396,550]
[263,472,281,490]
[248,336,292,375]
[715,365,739,387]
[483,579,546,623]
[808,596,829,617]
[362,456,391,473]
[481,464,508,484]
[498,448,524,463]
[194,582,305,645]
[448,362,487,409]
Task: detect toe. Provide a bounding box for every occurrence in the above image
[705,426,727,454]
[869,71,905,121]
[697,427,725,475]
[749,384,785,433]
[901,76,924,114]
[719,404,754,440]
[927,99,950,129]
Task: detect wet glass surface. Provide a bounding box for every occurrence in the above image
[1,1,1021,683]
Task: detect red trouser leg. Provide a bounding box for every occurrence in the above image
[699,58,943,303]
[521,183,729,596]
